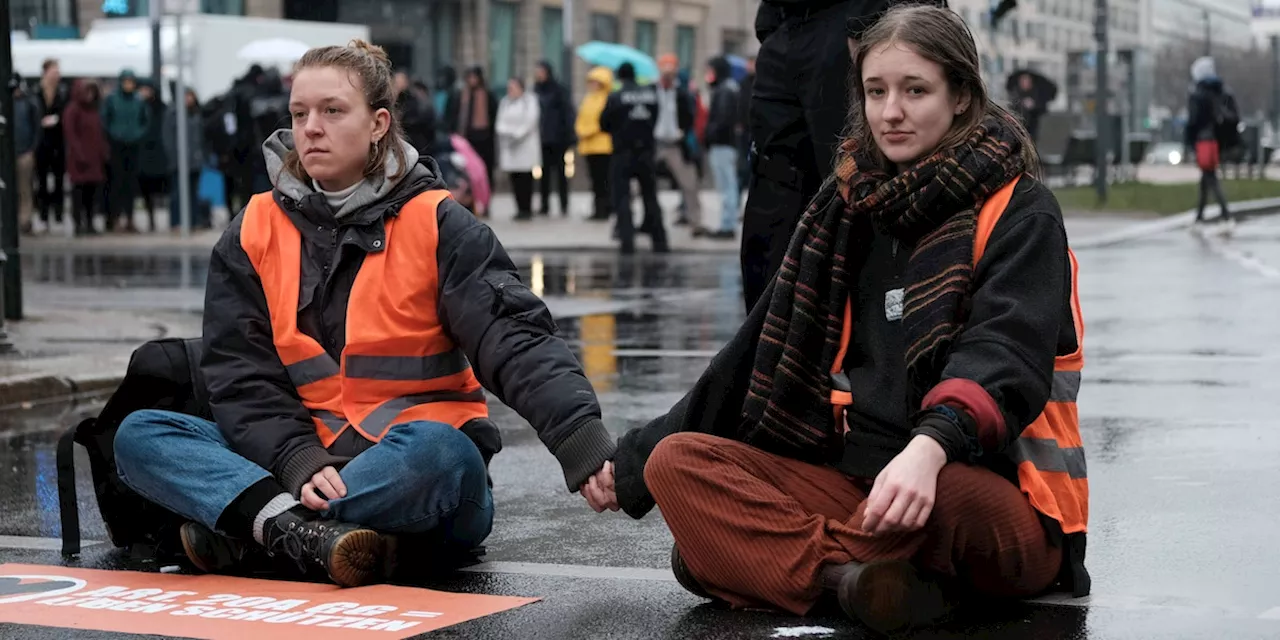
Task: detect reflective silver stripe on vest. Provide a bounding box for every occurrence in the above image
[1050,371,1081,403]
[286,353,340,388]
[312,410,347,435]
[830,371,852,393]
[1009,437,1087,479]
[344,350,471,381]
[359,389,488,436]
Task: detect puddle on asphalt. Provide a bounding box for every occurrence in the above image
[20,249,744,301]
[1,398,105,435]
[22,252,212,290]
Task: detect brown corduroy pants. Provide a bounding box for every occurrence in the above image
[645,433,1062,615]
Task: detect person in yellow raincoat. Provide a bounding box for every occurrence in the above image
[576,66,614,221]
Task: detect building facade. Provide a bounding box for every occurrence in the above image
[1151,0,1252,53]
[14,0,755,92]
[272,0,747,94]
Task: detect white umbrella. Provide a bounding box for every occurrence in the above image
[237,38,311,64]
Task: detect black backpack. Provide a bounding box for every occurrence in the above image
[1212,91,1242,150]
[57,337,210,559]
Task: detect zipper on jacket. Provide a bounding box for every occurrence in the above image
[314,226,340,357]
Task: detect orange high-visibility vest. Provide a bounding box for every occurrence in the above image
[239,189,490,447]
[829,176,1089,535]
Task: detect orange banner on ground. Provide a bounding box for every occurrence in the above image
[0,563,537,639]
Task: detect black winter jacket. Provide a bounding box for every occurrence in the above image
[1184,78,1232,148]
[601,80,659,152]
[203,137,615,498]
[535,74,577,148]
[615,176,1072,512]
[613,176,1085,593]
[706,58,742,147]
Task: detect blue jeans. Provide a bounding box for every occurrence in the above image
[114,410,493,547]
[709,145,740,233]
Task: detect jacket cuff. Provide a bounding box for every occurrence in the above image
[553,418,617,492]
[613,451,657,519]
[278,446,352,498]
[910,409,972,464]
[922,378,1007,452]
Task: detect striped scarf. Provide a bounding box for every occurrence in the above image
[741,114,1027,460]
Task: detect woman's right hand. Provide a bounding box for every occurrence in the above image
[301,466,346,511]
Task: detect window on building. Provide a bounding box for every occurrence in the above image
[11,0,75,28]
[675,25,697,72]
[489,1,518,91]
[202,0,243,13]
[106,0,244,16]
[285,0,339,21]
[723,31,746,56]
[430,1,459,74]
[634,19,657,56]
[591,12,619,42]
[542,7,565,78]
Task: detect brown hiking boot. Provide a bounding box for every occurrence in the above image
[823,560,951,635]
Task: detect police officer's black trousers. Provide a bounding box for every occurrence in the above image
[740,1,855,311]
[611,150,668,254]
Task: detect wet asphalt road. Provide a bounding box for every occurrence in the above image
[4,219,1280,639]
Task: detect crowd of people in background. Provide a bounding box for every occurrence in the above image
[11,59,217,236]
[9,50,755,250]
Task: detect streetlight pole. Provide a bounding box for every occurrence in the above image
[150,0,163,87]
[0,1,24,336]
[1204,10,1211,57]
[1094,0,1109,203]
[562,0,575,97]
[174,3,192,238]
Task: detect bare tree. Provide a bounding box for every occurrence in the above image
[1152,40,1274,120]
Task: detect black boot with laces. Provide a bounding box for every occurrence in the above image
[263,508,385,587]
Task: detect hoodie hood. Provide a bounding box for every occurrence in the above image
[72,79,99,105]
[263,129,427,219]
[1191,56,1217,83]
[586,66,614,92]
[437,66,457,90]
[535,61,556,86]
[1196,77,1224,93]
[118,69,137,93]
[709,57,732,85]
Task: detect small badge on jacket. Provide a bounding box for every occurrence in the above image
[885,288,904,322]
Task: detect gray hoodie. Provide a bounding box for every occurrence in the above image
[262,128,421,219]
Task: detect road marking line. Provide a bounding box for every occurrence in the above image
[0,542,1273,622]
[463,561,1280,621]
[0,535,101,551]
[1200,234,1280,279]
[461,561,676,582]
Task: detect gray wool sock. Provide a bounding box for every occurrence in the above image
[252,493,300,545]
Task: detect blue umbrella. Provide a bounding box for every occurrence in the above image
[725,55,750,83]
[575,41,659,82]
